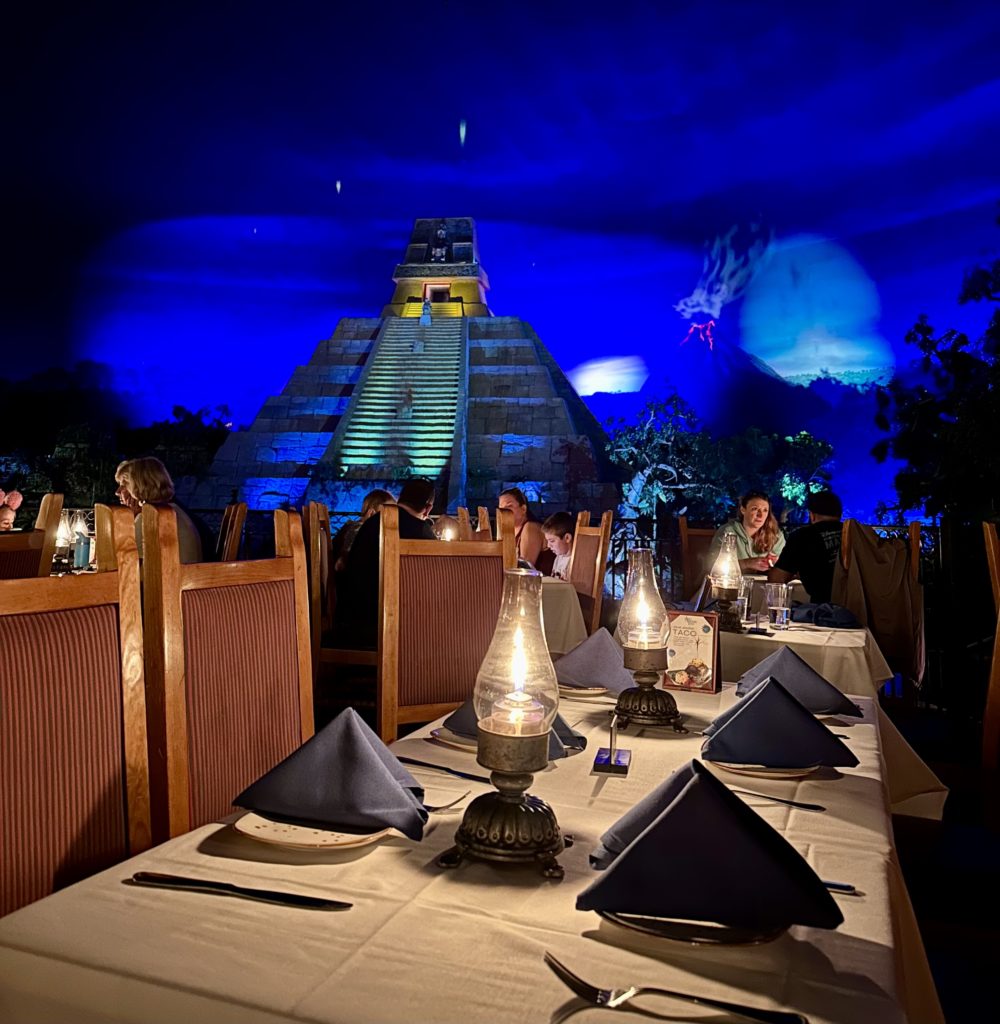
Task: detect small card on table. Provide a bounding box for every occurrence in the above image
[662,611,721,693]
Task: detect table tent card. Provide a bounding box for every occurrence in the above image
[444,698,587,759]
[233,708,428,840]
[736,646,863,716]
[553,627,635,694]
[701,678,860,769]
[577,759,843,931]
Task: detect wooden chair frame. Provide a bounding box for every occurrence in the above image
[216,501,247,562]
[0,506,150,909]
[0,492,64,578]
[568,510,614,634]
[678,515,716,599]
[305,500,340,679]
[983,522,1000,768]
[142,505,314,839]
[377,505,516,742]
[457,506,492,541]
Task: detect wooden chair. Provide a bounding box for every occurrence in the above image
[142,504,314,841]
[567,510,614,634]
[678,516,716,599]
[215,501,247,562]
[0,493,63,579]
[0,506,150,915]
[377,504,516,742]
[304,501,336,679]
[983,522,1000,768]
[457,506,492,542]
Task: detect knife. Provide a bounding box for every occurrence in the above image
[396,755,492,784]
[126,871,352,910]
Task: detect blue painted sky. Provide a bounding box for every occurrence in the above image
[4,1,999,433]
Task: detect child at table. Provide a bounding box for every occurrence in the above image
[542,511,575,579]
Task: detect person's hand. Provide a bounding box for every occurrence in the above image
[746,556,771,572]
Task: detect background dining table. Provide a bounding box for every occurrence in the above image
[0,686,944,1024]
[540,576,589,655]
[720,622,894,699]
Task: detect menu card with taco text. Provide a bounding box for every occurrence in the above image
[662,611,720,693]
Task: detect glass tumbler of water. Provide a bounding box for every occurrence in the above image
[738,577,755,622]
[764,583,790,630]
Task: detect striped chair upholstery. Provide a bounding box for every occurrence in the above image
[142,505,314,841]
[377,505,516,742]
[0,508,149,916]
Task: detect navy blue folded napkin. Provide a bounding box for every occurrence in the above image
[577,759,842,931]
[233,708,427,840]
[443,699,586,759]
[735,646,862,717]
[554,628,635,694]
[701,678,858,768]
[791,602,859,628]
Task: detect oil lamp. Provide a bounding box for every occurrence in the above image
[437,568,566,878]
[614,548,684,730]
[710,533,744,633]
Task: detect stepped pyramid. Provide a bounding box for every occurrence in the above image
[194,217,618,513]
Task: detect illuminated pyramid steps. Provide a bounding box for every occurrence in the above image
[400,300,465,318]
[333,317,465,475]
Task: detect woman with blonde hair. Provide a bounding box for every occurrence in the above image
[707,490,785,573]
[116,456,203,564]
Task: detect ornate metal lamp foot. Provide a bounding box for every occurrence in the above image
[711,583,744,633]
[615,646,687,732]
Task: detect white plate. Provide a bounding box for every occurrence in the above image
[709,762,820,780]
[559,685,609,698]
[234,812,394,849]
[428,726,477,752]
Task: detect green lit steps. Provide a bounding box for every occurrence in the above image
[332,318,465,476]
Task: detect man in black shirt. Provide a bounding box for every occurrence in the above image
[333,478,438,648]
[768,491,843,604]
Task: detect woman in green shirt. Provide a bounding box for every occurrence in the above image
[708,490,785,573]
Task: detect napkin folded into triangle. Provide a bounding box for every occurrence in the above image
[577,759,843,930]
[553,628,634,694]
[443,699,586,759]
[735,646,862,716]
[701,678,859,768]
[233,708,427,840]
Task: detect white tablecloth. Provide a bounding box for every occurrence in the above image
[721,623,894,698]
[541,577,588,655]
[0,689,944,1024]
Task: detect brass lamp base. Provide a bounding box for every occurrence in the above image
[711,583,744,633]
[615,646,687,732]
[437,728,568,879]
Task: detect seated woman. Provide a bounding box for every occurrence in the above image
[117,457,203,564]
[707,490,785,573]
[498,487,551,571]
[332,489,393,572]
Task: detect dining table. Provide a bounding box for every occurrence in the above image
[721,622,894,700]
[0,686,944,1024]
[540,576,589,655]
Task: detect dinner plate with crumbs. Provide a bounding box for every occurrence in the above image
[558,685,610,701]
[709,762,820,780]
[428,726,478,752]
[234,813,395,849]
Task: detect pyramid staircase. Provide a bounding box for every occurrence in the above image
[331,317,466,478]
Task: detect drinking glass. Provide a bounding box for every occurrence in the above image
[738,577,756,622]
[764,583,790,630]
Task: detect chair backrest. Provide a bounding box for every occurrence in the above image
[0,506,150,916]
[0,493,63,579]
[567,510,614,634]
[982,522,1000,769]
[678,516,716,599]
[94,502,117,572]
[457,506,493,542]
[377,504,516,742]
[142,505,314,841]
[215,501,247,562]
[984,521,1000,613]
[304,501,334,676]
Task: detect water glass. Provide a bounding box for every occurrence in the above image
[764,583,790,630]
[733,596,748,622]
[738,577,756,621]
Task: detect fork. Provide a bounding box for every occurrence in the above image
[544,952,807,1024]
[423,790,470,813]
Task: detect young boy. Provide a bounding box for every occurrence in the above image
[542,511,575,579]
